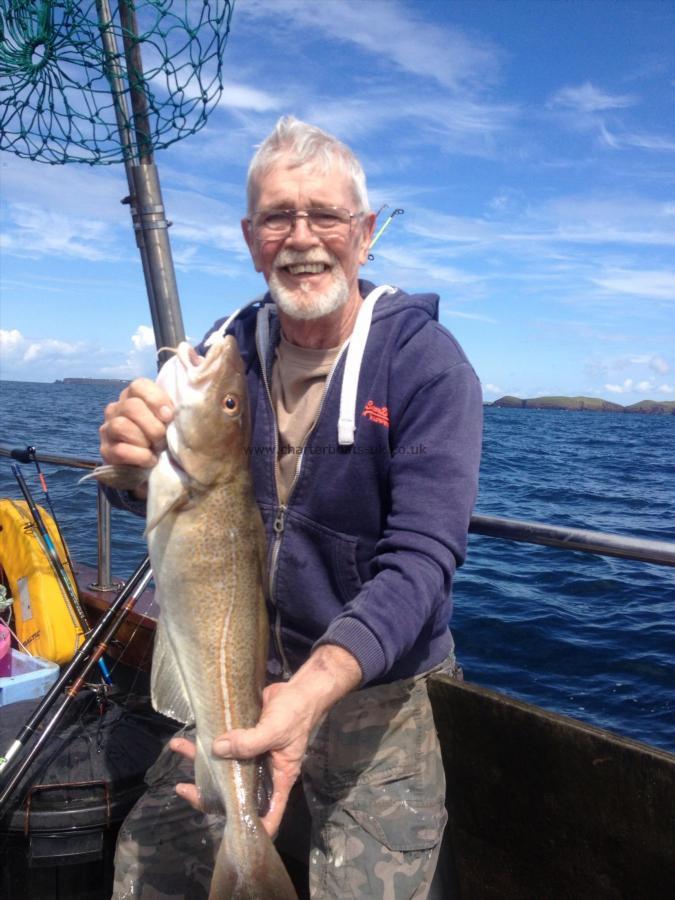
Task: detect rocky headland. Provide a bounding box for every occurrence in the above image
[54,378,131,386]
[490,395,675,415]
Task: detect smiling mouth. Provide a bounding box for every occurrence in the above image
[283,262,331,276]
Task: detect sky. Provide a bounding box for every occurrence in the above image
[1,0,674,404]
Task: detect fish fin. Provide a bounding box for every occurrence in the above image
[80,465,150,491]
[145,453,190,533]
[194,738,225,815]
[209,819,298,900]
[150,616,195,725]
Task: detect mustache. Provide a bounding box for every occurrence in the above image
[274,248,337,268]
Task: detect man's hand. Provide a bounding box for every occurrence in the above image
[170,644,362,837]
[99,379,174,495]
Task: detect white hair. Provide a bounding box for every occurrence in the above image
[246,116,370,215]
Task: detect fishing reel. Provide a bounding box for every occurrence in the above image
[9,445,37,465]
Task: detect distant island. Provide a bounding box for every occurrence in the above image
[489,395,675,415]
[54,378,131,386]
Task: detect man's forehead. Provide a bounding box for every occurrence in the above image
[255,161,355,202]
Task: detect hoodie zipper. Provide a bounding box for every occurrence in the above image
[268,503,289,677]
[257,312,349,680]
[256,317,293,679]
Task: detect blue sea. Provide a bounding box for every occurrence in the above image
[1,381,674,753]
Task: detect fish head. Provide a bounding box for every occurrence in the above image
[159,335,250,487]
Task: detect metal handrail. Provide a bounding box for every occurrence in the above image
[2,444,675,569]
[0,445,116,590]
[470,515,675,567]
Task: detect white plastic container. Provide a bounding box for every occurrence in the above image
[0,649,59,707]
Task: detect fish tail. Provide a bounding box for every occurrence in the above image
[208,821,298,900]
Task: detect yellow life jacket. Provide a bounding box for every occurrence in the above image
[0,499,85,664]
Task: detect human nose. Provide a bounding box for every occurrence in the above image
[285,212,319,247]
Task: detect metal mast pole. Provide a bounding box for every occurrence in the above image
[96,0,185,365]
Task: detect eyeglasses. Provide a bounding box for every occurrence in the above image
[250,207,362,238]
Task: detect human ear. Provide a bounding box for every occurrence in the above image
[241,218,262,272]
[358,213,377,264]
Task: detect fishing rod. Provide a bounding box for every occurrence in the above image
[11,462,87,624]
[368,206,404,260]
[0,555,152,812]
[9,462,112,684]
[0,554,150,779]
[11,445,79,587]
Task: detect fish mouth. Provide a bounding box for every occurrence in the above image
[175,337,244,384]
[166,444,187,477]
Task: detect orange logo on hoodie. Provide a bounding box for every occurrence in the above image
[362,401,390,427]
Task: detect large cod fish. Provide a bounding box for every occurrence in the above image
[93,336,297,900]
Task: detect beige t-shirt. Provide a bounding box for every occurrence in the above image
[271,337,341,504]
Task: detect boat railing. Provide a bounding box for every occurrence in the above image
[469,514,675,566]
[1,446,674,591]
[0,446,118,591]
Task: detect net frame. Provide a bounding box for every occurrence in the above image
[0,0,233,165]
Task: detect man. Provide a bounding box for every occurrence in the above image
[100,116,483,898]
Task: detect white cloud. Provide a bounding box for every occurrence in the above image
[406,97,518,150]
[0,329,23,352]
[0,153,249,271]
[631,355,670,375]
[0,328,88,368]
[1,154,127,219]
[0,327,157,382]
[592,269,675,301]
[299,90,518,161]
[619,131,675,152]
[549,82,636,113]
[482,383,502,396]
[23,339,82,362]
[444,310,498,324]
[131,325,155,351]
[372,242,484,290]
[407,211,495,245]
[219,82,281,113]
[2,203,118,262]
[525,196,675,248]
[101,326,158,380]
[604,377,669,396]
[241,0,502,92]
[400,196,675,280]
[596,354,672,376]
[547,82,675,154]
[173,75,282,113]
[159,186,250,270]
[605,379,633,394]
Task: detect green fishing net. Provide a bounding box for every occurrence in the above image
[0,0,233,164]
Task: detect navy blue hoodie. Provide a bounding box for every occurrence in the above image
[198,281,483,686]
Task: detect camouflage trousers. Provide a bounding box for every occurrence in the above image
[112,657,459,899]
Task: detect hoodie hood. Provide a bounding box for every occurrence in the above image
[204,281,441,447]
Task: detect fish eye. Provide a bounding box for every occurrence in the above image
[223,394,239,415]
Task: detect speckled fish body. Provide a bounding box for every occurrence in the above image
[94,336,297,899]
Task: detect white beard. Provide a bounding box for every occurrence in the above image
[268,250,350,321]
